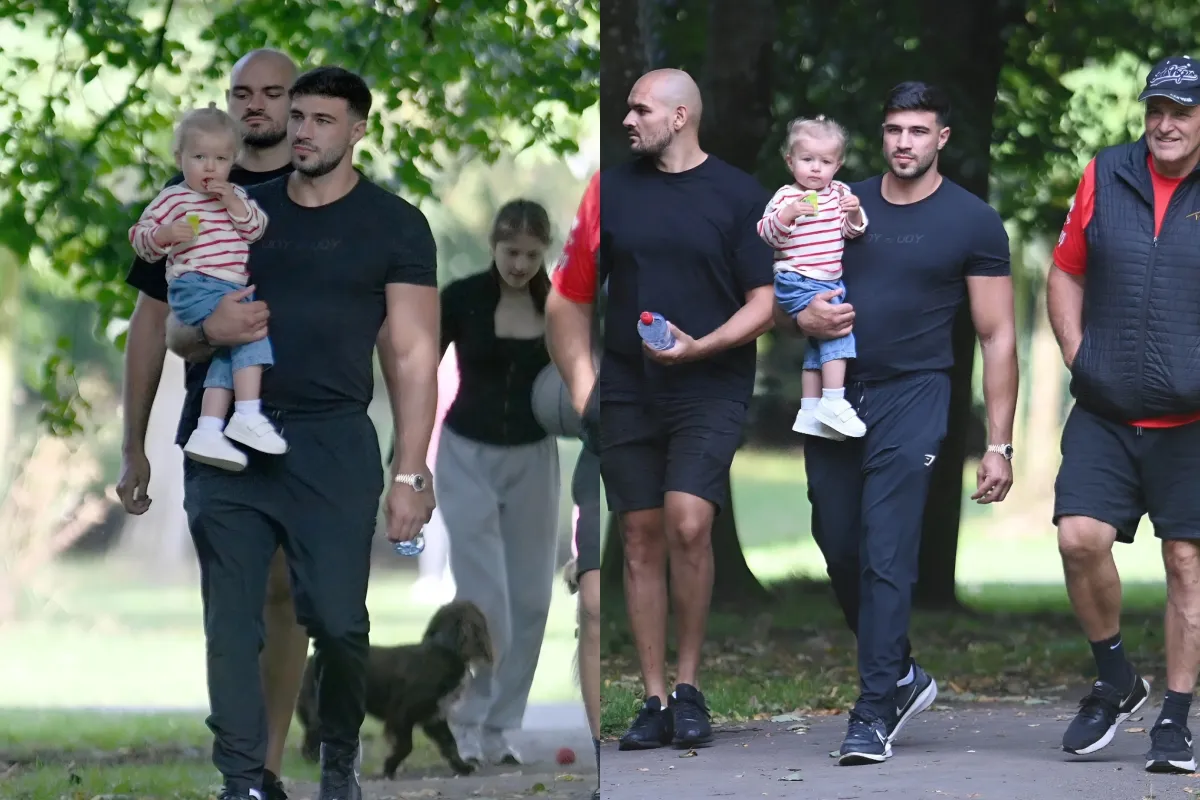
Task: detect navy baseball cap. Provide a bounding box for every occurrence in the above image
[1138,55,1200,106]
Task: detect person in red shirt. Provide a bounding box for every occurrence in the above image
[545,171,600,800]
[1048,55,1200,773]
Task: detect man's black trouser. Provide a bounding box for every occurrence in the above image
[804,371,950,721]
[184,410,383,794]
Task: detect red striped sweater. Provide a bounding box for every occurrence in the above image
[129,183,268,286]
[757,180,867,282]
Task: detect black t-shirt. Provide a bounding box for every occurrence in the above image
[245,175,437,421]
[124,164,294,445]
[598,156,774,403]
[440,270,552,447]
[841,175,1011,383]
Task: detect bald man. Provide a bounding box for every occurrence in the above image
[117,49,305,800]
[599,69,775,751]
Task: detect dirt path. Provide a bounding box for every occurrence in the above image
[601,700,1200,799]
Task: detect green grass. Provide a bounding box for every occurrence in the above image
[599,447,1173,737]
[0,708,451,798]
[0,566,580,709]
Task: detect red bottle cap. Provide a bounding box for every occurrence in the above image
[640,311,654,325]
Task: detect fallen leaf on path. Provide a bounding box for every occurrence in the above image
[679,749,698,758]
[1125,727,1147,733]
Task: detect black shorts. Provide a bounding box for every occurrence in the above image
[572,446,601,576]
[1053,404,1200,542]
[599,395,746,514]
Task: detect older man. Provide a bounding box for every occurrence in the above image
[600,69,775,751]
[1049,55,1200,774]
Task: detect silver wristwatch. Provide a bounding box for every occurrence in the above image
[986,444,1014,461]
[393,473,428,491]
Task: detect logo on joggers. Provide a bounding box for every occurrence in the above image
[923,454,936,467]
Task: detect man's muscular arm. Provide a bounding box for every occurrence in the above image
[164,285,270,362]
[376,323,404,465]
[692,285,776,358]
[116,293,168,515]
[1047,265,1085,368]
[384,284,440,478]
[545,288,595,415]
[968,274,1019,446]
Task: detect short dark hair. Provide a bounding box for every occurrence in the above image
[289,66,372,120]
[883,81,951,127]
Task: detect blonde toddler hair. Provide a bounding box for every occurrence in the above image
[781,114,848,158]
[173,102,241,157]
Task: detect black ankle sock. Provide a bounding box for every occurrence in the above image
[1090,632,1133,692]
[1160,690,1193,726]
[593,737,600,772]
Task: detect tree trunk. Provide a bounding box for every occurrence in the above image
[600,0,646,169]
[699,0,776,173]
[911,0,1019,608]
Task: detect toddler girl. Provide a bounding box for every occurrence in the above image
[129,104,286,471]
[758,115,868,440]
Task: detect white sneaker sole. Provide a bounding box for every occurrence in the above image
[837,743,893,765]
[1064,677,1150,755]
[792,412,846,440]
[889,677,938,745]
[815,406,866,438]
[183,446,247,472]
[1146,754,1198,773]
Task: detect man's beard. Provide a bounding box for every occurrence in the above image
[629,124,672,157]
[292,144,347,178]
[241,126,287,149]
[886,148,938,181]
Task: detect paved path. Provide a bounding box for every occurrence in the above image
[290,704,596,799]
[601,701,1200,800]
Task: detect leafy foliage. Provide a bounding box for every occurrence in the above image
[0,0,598,434]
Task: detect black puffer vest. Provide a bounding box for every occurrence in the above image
[1069,138,1200,421]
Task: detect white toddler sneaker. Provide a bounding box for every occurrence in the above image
[184,428,248,471]
[792,408,847,440]
[223,412,289,455]
[815,397,867,438]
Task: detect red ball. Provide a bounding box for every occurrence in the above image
[556,747,576,765]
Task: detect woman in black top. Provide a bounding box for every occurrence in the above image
[437,200,560,765]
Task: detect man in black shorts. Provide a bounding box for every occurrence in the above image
[778,82,1018,766]
[546,171,601,799]
[116,48,307,800]
[600,69,775,751]
[1049,56,1200,773]
[164,67,439,800]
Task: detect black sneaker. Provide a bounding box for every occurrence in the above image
[837,708,892,766]
[1062,676,1149,755]
[888,662,938,744]
[1145,718,1197,773]
[617,696,674,751]
[669,684,714,747]
[318,742,362,800]
[262,768,288,800]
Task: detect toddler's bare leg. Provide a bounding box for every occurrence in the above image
[801,369,823,399]
[200,387,233,418]
[232,364,263,403]
[821,358,847,391]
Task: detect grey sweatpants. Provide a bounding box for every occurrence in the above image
[436,426,561,732]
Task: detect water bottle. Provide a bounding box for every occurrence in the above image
[637,311,676,351]
[393,531,426,557]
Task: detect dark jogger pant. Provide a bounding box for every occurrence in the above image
[184,410,384,794]
[804,371,950,721]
